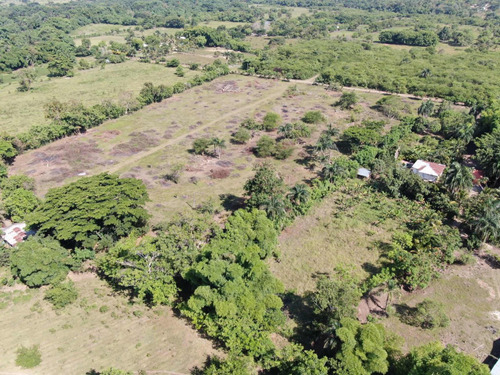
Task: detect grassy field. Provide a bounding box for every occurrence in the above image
[383,254,500,362]
[10,75,401,223]
[0,60,197,135]
[0,270,217,374]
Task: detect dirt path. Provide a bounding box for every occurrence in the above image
[289,74,457,104]
[105,84,288,175]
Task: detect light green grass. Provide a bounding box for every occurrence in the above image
[383,260,500,361]
[0,60,196,135]
[0,272,217,374]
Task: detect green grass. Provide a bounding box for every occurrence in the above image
[383,259,500,361]
[0,272,217,373]
[0,60,196,135]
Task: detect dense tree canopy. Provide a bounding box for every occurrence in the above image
[28,173,149,248]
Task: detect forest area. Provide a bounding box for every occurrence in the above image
[0,0,499,374]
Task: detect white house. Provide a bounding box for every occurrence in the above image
[1,223,28,247]
[411,160,446,182]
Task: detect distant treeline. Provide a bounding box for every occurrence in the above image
[379,29,439,46]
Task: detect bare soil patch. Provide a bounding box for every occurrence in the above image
[213,80,240,94]
[111,130,161,157]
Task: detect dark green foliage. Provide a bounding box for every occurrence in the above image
[379,30,439,47]
[402,299,449,329]
[241,118,261,130]
[48,55,75,77]
[278,122,312,140]
[271,344,329,375]
[302,111,325,124]
[244,163,286,209]
[375,96,409,119]
[336,92,358,110]
[10,236,74,287]
[386,214,462,290]
[333,318,390,375]
[464,193,500,245]
[442,162,473,196]
[341,120,384,153]
[0,139,18,162]
[309,267,362,326]
[138,82,173,105]
[100,214,216,305]
[256,135,276,157]
[274,139,295,160]
[475,130,500,185]
[28,173,149,248]
[15,345,41,369]
[196,355,255,375]
[262,112,282,131]
[2,188,40,222]
[392,342,489,375]
[193,138,213,155]
[232,127,251,144]
[44,280,78,309]
[321,157,359,183]
[182,209,285,357]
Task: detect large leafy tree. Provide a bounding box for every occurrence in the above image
[28,173,149,248]
[2,188,40,222]
[475,130,500,186]
[244,163,286,209]
[333,318,390,375]
[392,342,489,375]
[10,236,74,287]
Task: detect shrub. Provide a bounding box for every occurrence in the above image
[262,112,282,131]
[302,110,325,124]
[274,139,295,160]
[15,345,41,369]
[99,305,109,313]
[165,58,180,67]
[255,135,276,157]
[241,118,261,130]
[336,91,358,110]
[232,128,251,144]
[44,281,78,309]
[402,299,449,329]
[192,138,212,155]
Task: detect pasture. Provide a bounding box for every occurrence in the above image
[0,60,197,135]
[0,271,217,374]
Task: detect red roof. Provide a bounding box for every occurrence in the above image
[428,162,446,176]
[413,160,446,177]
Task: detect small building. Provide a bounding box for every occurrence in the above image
[411,160,446,182]
[1,223,28,247]
[357,168,371,179]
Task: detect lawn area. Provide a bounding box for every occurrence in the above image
[0,60,196,135]
[10,75,399,223]
[0,271,217,374]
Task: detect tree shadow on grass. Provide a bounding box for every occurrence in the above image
[219,193,246,212]
[484,338,500,369]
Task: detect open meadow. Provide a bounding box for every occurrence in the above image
[0,60,198,135]
[0,270,217,374]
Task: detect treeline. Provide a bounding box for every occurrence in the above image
[0,61,230,163]
[0,0,262,72]
[242,39,500,102]
[379,29,439,46]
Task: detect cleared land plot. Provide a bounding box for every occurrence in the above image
[0,60,196,135]
[383,255,500,362]
[10,75,399,223]
[0,271,216,374]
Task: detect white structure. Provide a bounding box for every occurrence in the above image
[357,168,371,179]
[411,160,446,182]
[1,223,28,247]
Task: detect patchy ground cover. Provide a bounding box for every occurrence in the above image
[10,74,398,223]
[0,271,217,374]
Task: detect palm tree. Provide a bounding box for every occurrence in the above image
[443,161,473,196]
[278,123,294,139]
[323,124,340,137]
[474,199,500,243]
[420,68,432,78]
[452,121,475,145]
[417,100,434,117]
[262,196,287,222]
[288,184,310,205]
[211,137,226,159]
[321,162,345,182]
